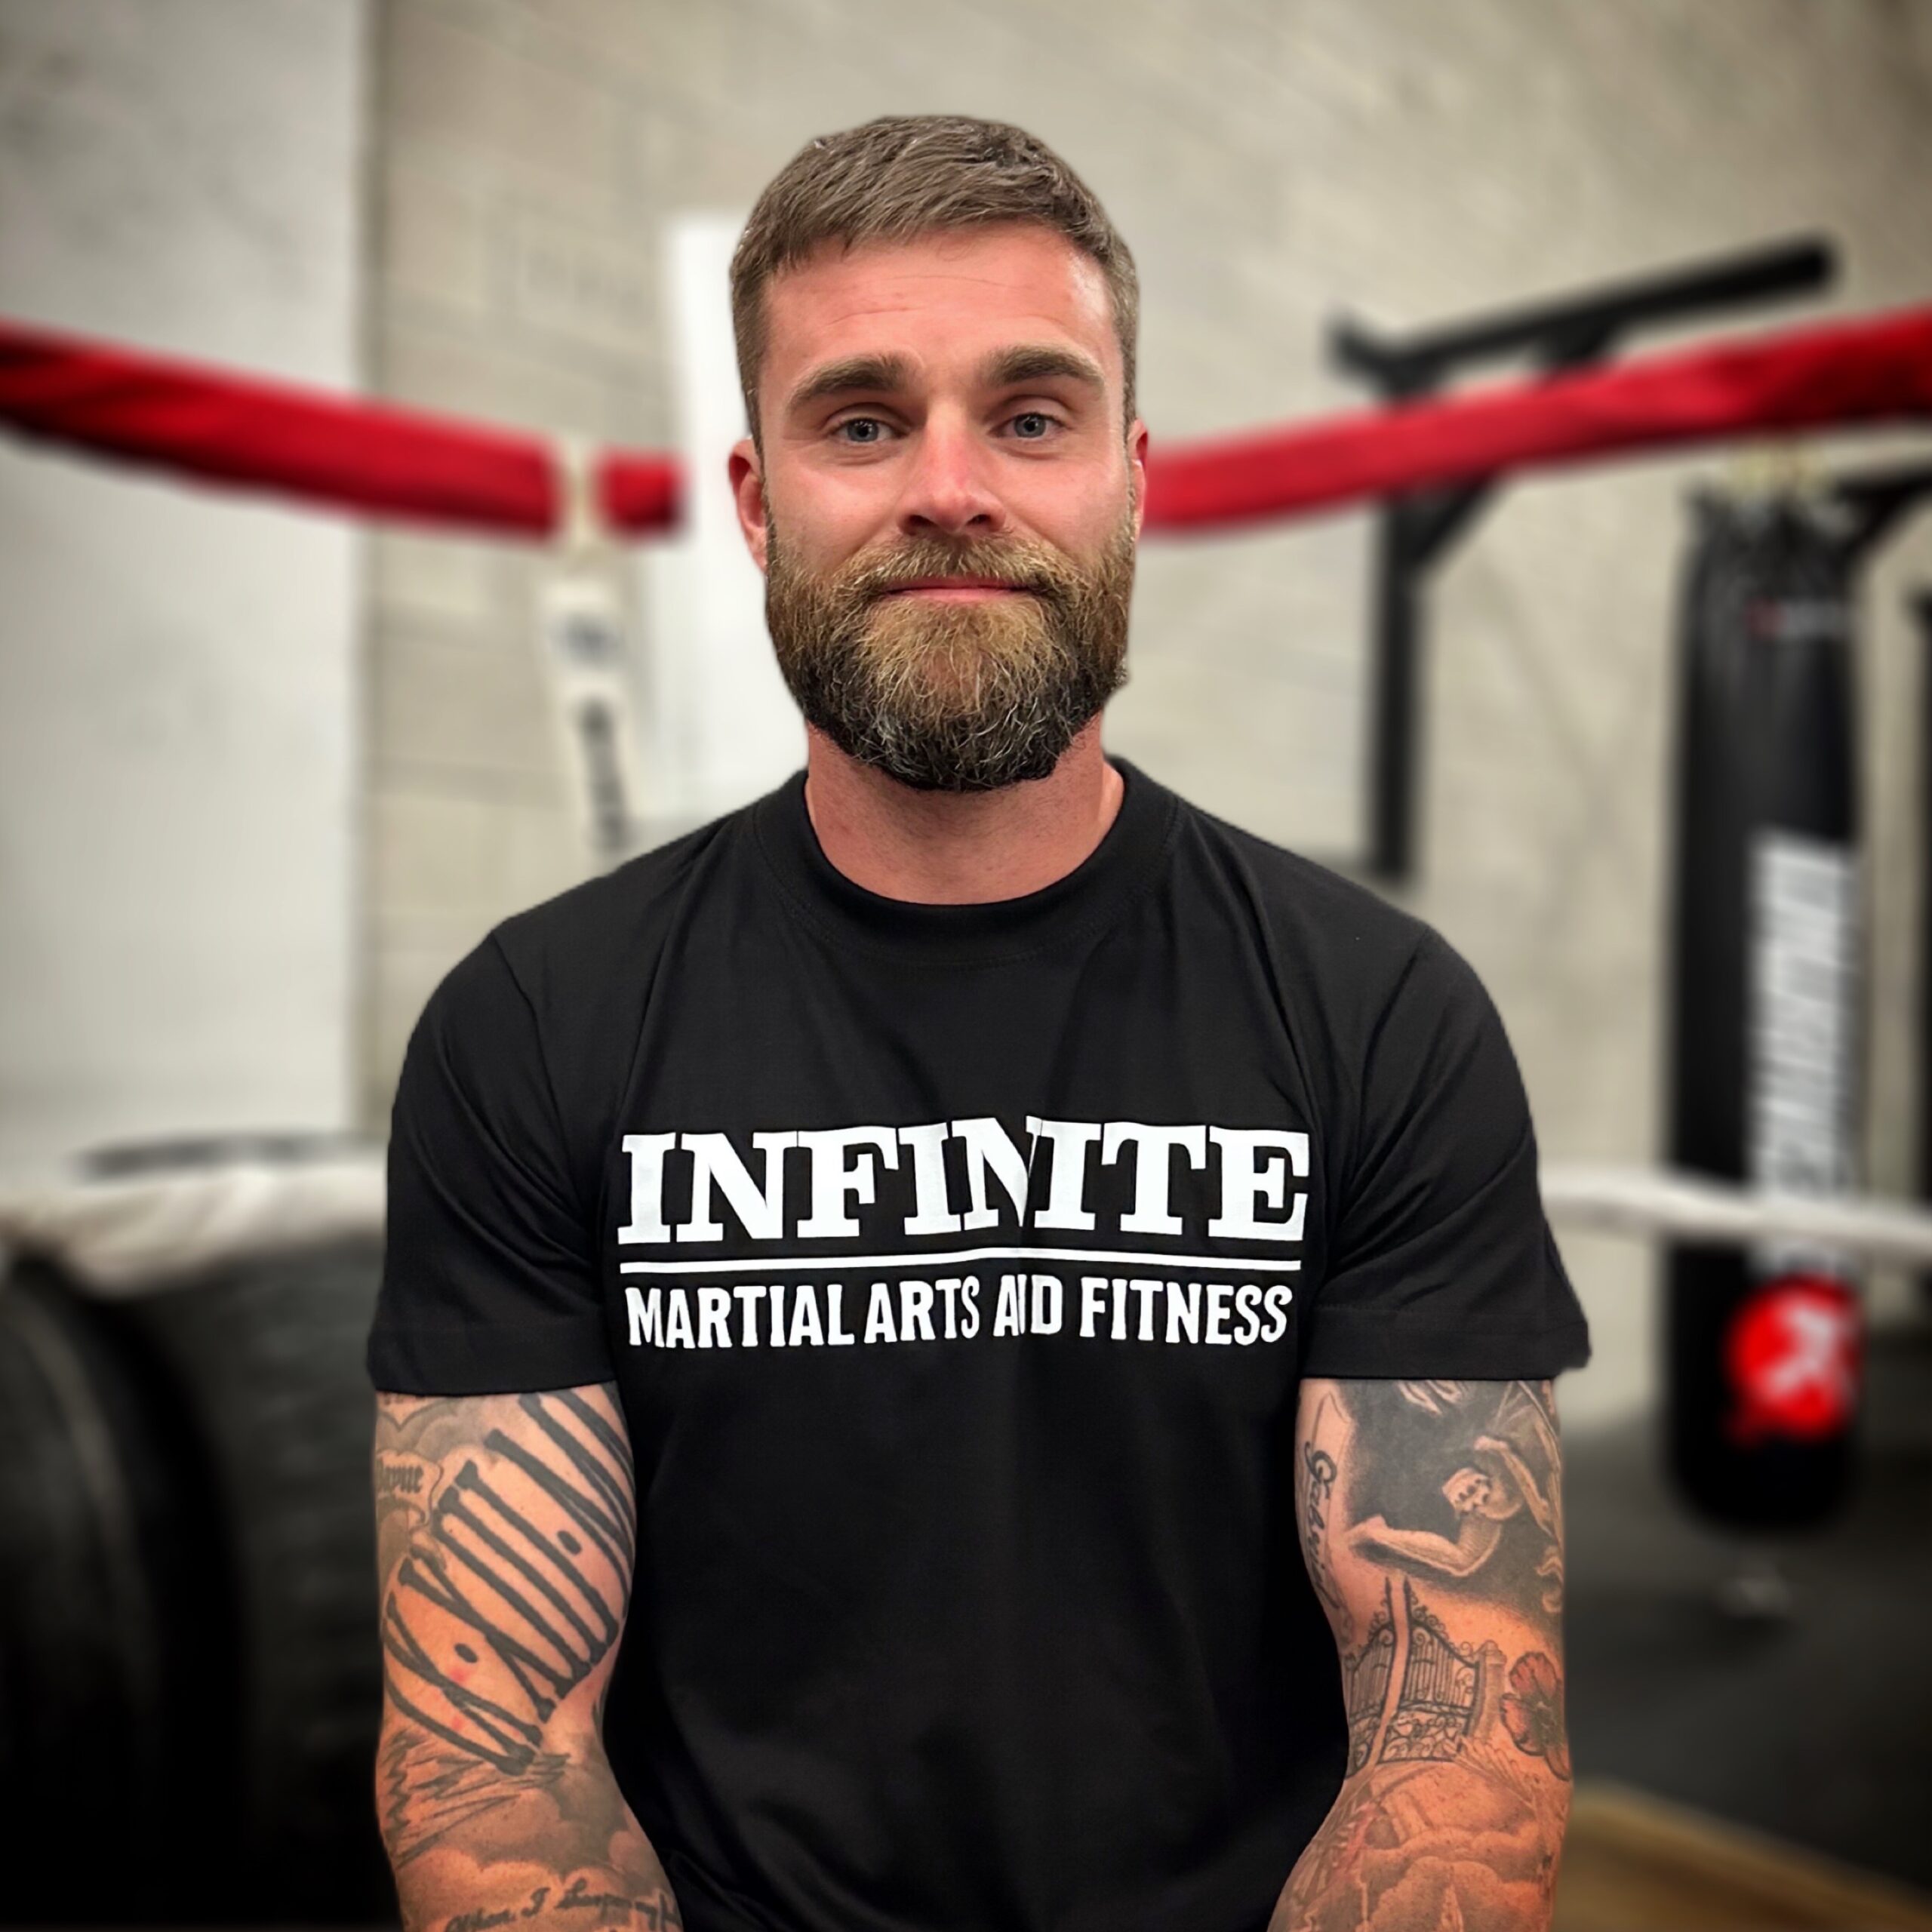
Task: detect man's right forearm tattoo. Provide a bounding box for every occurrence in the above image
[373,1383,668,1921]
[381,1391,635,1784]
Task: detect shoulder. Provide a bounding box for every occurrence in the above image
[1150,777,1514,1129]
[1157,779,1466,1017]
[483,791,767,1012]
[405,790,769,1121]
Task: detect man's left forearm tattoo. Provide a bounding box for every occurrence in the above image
[1278,1379,1571,1932]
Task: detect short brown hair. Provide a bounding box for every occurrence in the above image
[730,115,1139,440]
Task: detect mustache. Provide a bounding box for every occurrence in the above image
[836,538,1069,602]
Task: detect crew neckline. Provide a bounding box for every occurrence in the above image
[751,755,1177,964]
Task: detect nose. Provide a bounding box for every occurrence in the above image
[896,409,1008,540]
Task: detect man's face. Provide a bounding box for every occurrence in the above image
[730,223,1149,792]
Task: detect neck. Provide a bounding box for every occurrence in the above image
[801,720,1124,904]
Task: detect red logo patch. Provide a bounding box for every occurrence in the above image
[1725,1275,1860,1443]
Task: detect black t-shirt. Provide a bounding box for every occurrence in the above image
[368,758,1589,1932]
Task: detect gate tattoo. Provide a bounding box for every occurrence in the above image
[1378,1583,1506,1765]
[1341,1578,1512,1776]
[1341,1582,1396,1776]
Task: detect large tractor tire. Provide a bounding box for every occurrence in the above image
[0,1262,227,1921]
[115,1235,393,1921]
[1,1139,394,1921]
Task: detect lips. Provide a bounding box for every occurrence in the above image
[882,577,1033,593]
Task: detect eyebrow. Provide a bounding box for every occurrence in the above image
[979,344,1107,394]
[783,343,1109,419]
[785,353,916,417]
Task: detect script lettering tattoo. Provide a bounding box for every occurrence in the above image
[1297,1392,1351,1644]
[1274,1379,1570,1932]
[441,1890,681,1932]
[374,1387,682,1932]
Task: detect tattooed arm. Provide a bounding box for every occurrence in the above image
[373,1386,681,1932]
[1273,1378,1571,1932]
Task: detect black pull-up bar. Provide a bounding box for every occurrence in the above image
[1331,234,1838,883]
[1331,236,1835,393]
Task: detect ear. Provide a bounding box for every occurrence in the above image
[729,437,769,572]
[1127,418,1149,541]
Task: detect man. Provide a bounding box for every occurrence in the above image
[368,115,1590,1932]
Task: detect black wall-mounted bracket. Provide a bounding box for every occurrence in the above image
[1827,460,1932,567]
[1330,235,1837,884]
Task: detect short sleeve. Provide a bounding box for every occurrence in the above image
[1301,932,1591,1380]
[367,933,616,1395]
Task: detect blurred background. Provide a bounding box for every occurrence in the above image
[3,0,1931,1924]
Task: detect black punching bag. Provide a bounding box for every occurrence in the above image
[1665,490,1862,1531]
[1918,590,1932,1319]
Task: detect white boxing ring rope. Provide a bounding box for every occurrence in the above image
[1538,1164,1932,1268]
[3,1156,1932,1300]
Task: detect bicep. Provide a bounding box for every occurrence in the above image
[1293,1375,1570,1783]
[373,1383,636,1777]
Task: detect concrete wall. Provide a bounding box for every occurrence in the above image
[362,0,1932,1426]
[0,0,369,1170]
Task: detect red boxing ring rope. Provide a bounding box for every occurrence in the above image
[0,318,679,537]
[1,305,1929,540]
[1143,303,1932,531]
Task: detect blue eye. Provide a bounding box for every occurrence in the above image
[838,417,887,444]
[1011,411,1054,440]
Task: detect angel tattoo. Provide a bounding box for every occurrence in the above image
[1345,1380,1565,1614]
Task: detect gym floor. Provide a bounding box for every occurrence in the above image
[1561,1313,1932,1916]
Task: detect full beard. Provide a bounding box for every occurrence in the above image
[764,508,1137,793]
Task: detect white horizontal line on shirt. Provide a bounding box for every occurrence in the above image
[619,1245,1303,1276]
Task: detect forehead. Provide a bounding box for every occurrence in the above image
[758,223,1118,398]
